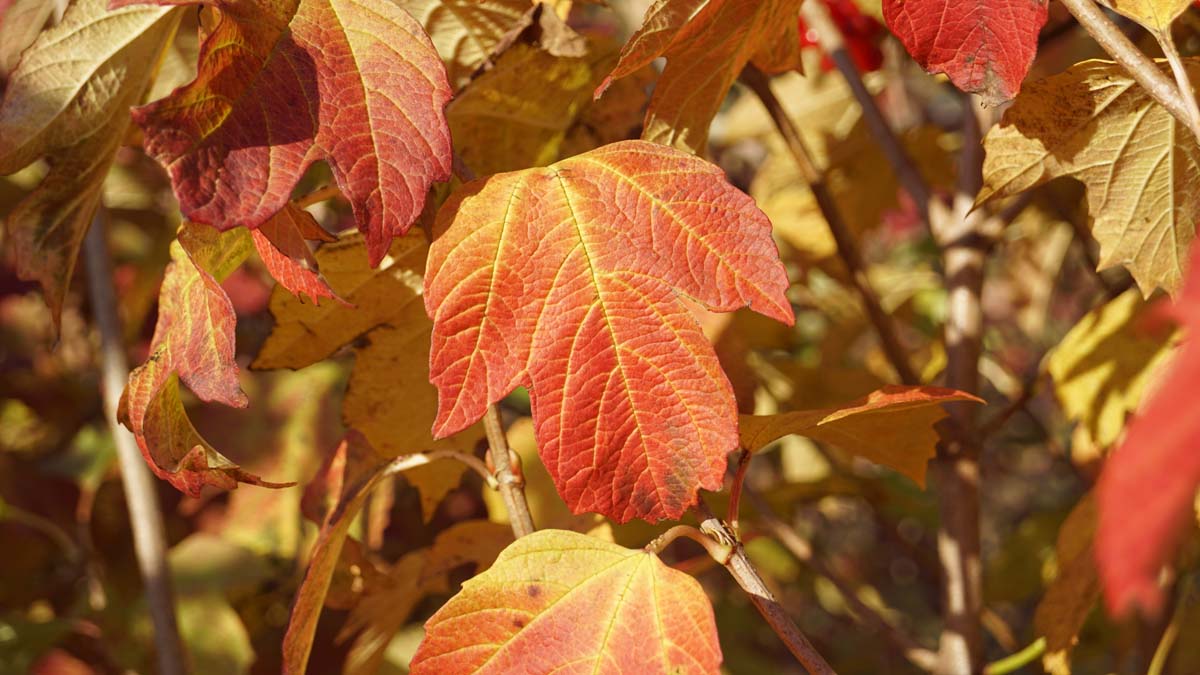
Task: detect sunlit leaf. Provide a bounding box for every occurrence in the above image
[116,0,454,264]
[426,140,793,522]
[410,529,722,674]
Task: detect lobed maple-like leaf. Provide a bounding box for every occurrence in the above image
[882,0,1048,104]
[598,0,804,153]
[410,529,722,674]
[116,0,453,265]
[0,0,180,324]
[120,223,288,495]
[978,59,1200,295]
[1095,244,1200,617]
[425,140,793,522]
[249,203,342,305]
[739,385,983,486]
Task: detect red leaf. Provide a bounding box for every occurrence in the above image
[1096,245,1200,617]
[114,0,453,264]
[882,0,1048,104]
[250,203,344,305]
[425,140,793,523]
[120,223,290,495]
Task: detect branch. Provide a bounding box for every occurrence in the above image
[1058,0,1200,143]
[928,95,992,675]
[1154,27,1200,143]
[741,64,919,386]
[744,488,938,671]
[483,405,535,537]
[84,213,186,675]
[799,0,940,229]
[694,502,837,675]
[381,449,498,489]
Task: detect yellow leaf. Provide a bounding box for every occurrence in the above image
[1047,289,1176,449]
[978,59,1200,296]
[0,0,181,323]
[255,232,483,519]
[739,385,983,486]
[1098,0,1193,31]
[1035,494,1100,675]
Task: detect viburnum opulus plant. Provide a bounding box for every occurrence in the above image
[2,0,1200,673]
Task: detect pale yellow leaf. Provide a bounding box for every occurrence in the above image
[1098,0,1193,31]
[979,59,1200,296]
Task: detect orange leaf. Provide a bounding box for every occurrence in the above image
[598,0,803,153]
[425,140,793,522]
[410,529,722,675]
[1096,244,1200,617]
[114,0,453,264]
[250,203,343,305]
[119,223,289,495]
[283,431,388,675]
[738,385,983,486]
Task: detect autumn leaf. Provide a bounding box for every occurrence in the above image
[249,203,341,305]
[115,0,453,265]
[0,0,180,323]
[119,223,289,495]
[978,59,1200,295]
[409,529,722,674]
[1047,289,1176,449]
[1035,493,1100,675]
[738,385,983,486]
[254,231,482,519]
[1096,244,1200,617]
[598,0,804,153]
[400,0,532,89]
[0,0,54,75]
[426,140,793,522]
[882,0,1048,104]
[1098,0,1193,30]
[340,520,513,674]
[283,432,389,675]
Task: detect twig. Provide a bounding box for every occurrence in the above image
[726,449,752,535]
[0,502,80,561]
[1155,28,1200,141]
[294,184,342,209]
[799,0,939,229]
[483,406,535,537]
[382,449,498,489]
[744,488,938,671]
[928,95,991,675]
[84,213,186,675]
[645,525,732,562]
[694,501,837,675]
[1058,0,1200,143]
[741,63,919,386]
[983,637,1046,675]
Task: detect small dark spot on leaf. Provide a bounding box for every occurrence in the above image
[527,585,541,597]
[514,618,526,628]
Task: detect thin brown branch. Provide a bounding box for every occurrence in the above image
[741,64,919,386]
[483,405,535,538]
[645,525,732,562]
[799,0,940,229]
[1155,28,1200,142]
[726,448,752,535]
[381,449,498,489]
[744,488,938,671]
[294,184,342,208]
[928,96,991,675]
[694,502,837,675]
[84,213,186,675]
[1058,0,1200,143]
